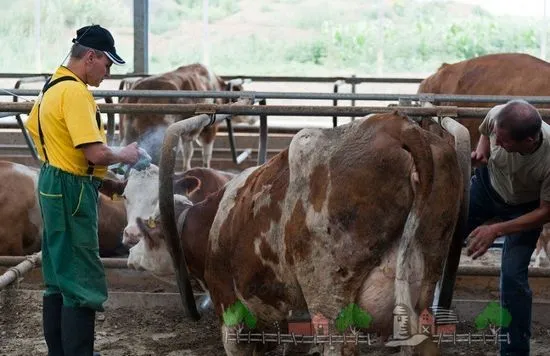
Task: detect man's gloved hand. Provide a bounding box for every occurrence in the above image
[109,147,152,175]
[132,148,152,171]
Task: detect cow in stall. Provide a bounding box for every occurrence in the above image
[0,160,128,257]
[119,63,253,171]
[122,112,463,355]
[0,161,41,255]
[100,166,235,248]
[417,52,550,267]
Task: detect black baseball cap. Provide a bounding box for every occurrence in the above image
[72,25,125,65]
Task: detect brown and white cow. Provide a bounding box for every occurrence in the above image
[100,166,235,248]
[128,112,463,355]
[418,53,550,266]
[0,160,128,257]
[0,161,41,256]
[119,63,251,170]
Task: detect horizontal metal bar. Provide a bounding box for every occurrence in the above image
[7,88,550,104]
[0,112,16,119]
[222,75,424,84]
[458,265,550,277]
[1,256,549,277]
[0,72,424,84]
[0,256,127,269]
[4,102,550,118]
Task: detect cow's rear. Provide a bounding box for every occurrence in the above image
[205,113,462,355]
[129,113,463,356]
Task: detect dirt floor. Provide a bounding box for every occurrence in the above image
[1,249,550,356]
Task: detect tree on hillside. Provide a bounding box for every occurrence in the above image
[335,303,373,335]
[474,301,511,335]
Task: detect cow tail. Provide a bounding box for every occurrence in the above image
[393,122,434,335]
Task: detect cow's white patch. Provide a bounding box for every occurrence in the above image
[122,165,160,245]
[210,166,259,252]
[198,140,214,168]
[394,212,424,335]
[127,238,174,275]
[13,163,37,178]
[163,114,178,126]
[252,184,272,218]
[13,164,42,236]
[128,194,193,275]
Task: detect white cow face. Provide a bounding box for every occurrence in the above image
[127,213,173,275]
[122,165,160,247]
[127,195,193,275]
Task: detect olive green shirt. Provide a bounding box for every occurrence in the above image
[479,104,550,205]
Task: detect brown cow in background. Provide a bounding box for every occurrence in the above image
[418,53,550,150]
[119,63,252,170]
[0,161,127,257]
[418,53,550,266]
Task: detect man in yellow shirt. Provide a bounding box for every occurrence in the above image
[25,25,139,356]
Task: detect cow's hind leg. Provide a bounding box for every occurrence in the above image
[197,125,216,168]
[200,139,214,168]
[180,139,194,171]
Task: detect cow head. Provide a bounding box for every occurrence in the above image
[128,194,193,276]
[119,165,161,247]
[119,163,206,247]
[221,78,257,126]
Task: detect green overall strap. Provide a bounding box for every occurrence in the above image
[38,76,77,163]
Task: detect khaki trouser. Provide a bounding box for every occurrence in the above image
[39,164,107,312]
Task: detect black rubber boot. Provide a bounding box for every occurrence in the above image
[42,294,64,356]
[61,306,97,356]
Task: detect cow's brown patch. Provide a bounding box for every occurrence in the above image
[259,238,279,265]
[206,150,290,311]
[308,163,328,213]
[418,53,550,149]
[284,201,311,265]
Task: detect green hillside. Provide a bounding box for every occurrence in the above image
[0,0,544,76]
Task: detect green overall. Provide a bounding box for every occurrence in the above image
[39,164,107,311]
[37,76,107,312]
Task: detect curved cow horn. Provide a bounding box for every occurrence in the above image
[159,120,201,321]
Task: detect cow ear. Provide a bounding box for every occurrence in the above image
[174,176,201,196]
[100,179,127,199]
[136,216,161,249]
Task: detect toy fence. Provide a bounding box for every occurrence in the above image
[224,331,510,346]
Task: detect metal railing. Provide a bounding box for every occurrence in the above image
[7,89,550,104]
[0,73,424,83]
[4,102,550,118]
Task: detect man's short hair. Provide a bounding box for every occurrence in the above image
[495,99,542,141]
[70,43,105,59]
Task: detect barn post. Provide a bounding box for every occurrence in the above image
[133,0,149,74]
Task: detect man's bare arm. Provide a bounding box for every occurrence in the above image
[80,142,139,166]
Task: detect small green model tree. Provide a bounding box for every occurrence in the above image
[335,303,373,335]
[474,301,511,335]
[223,300,257,331]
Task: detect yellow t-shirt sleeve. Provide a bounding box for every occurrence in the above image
[62,86,103,147]
[25,101,40,143]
